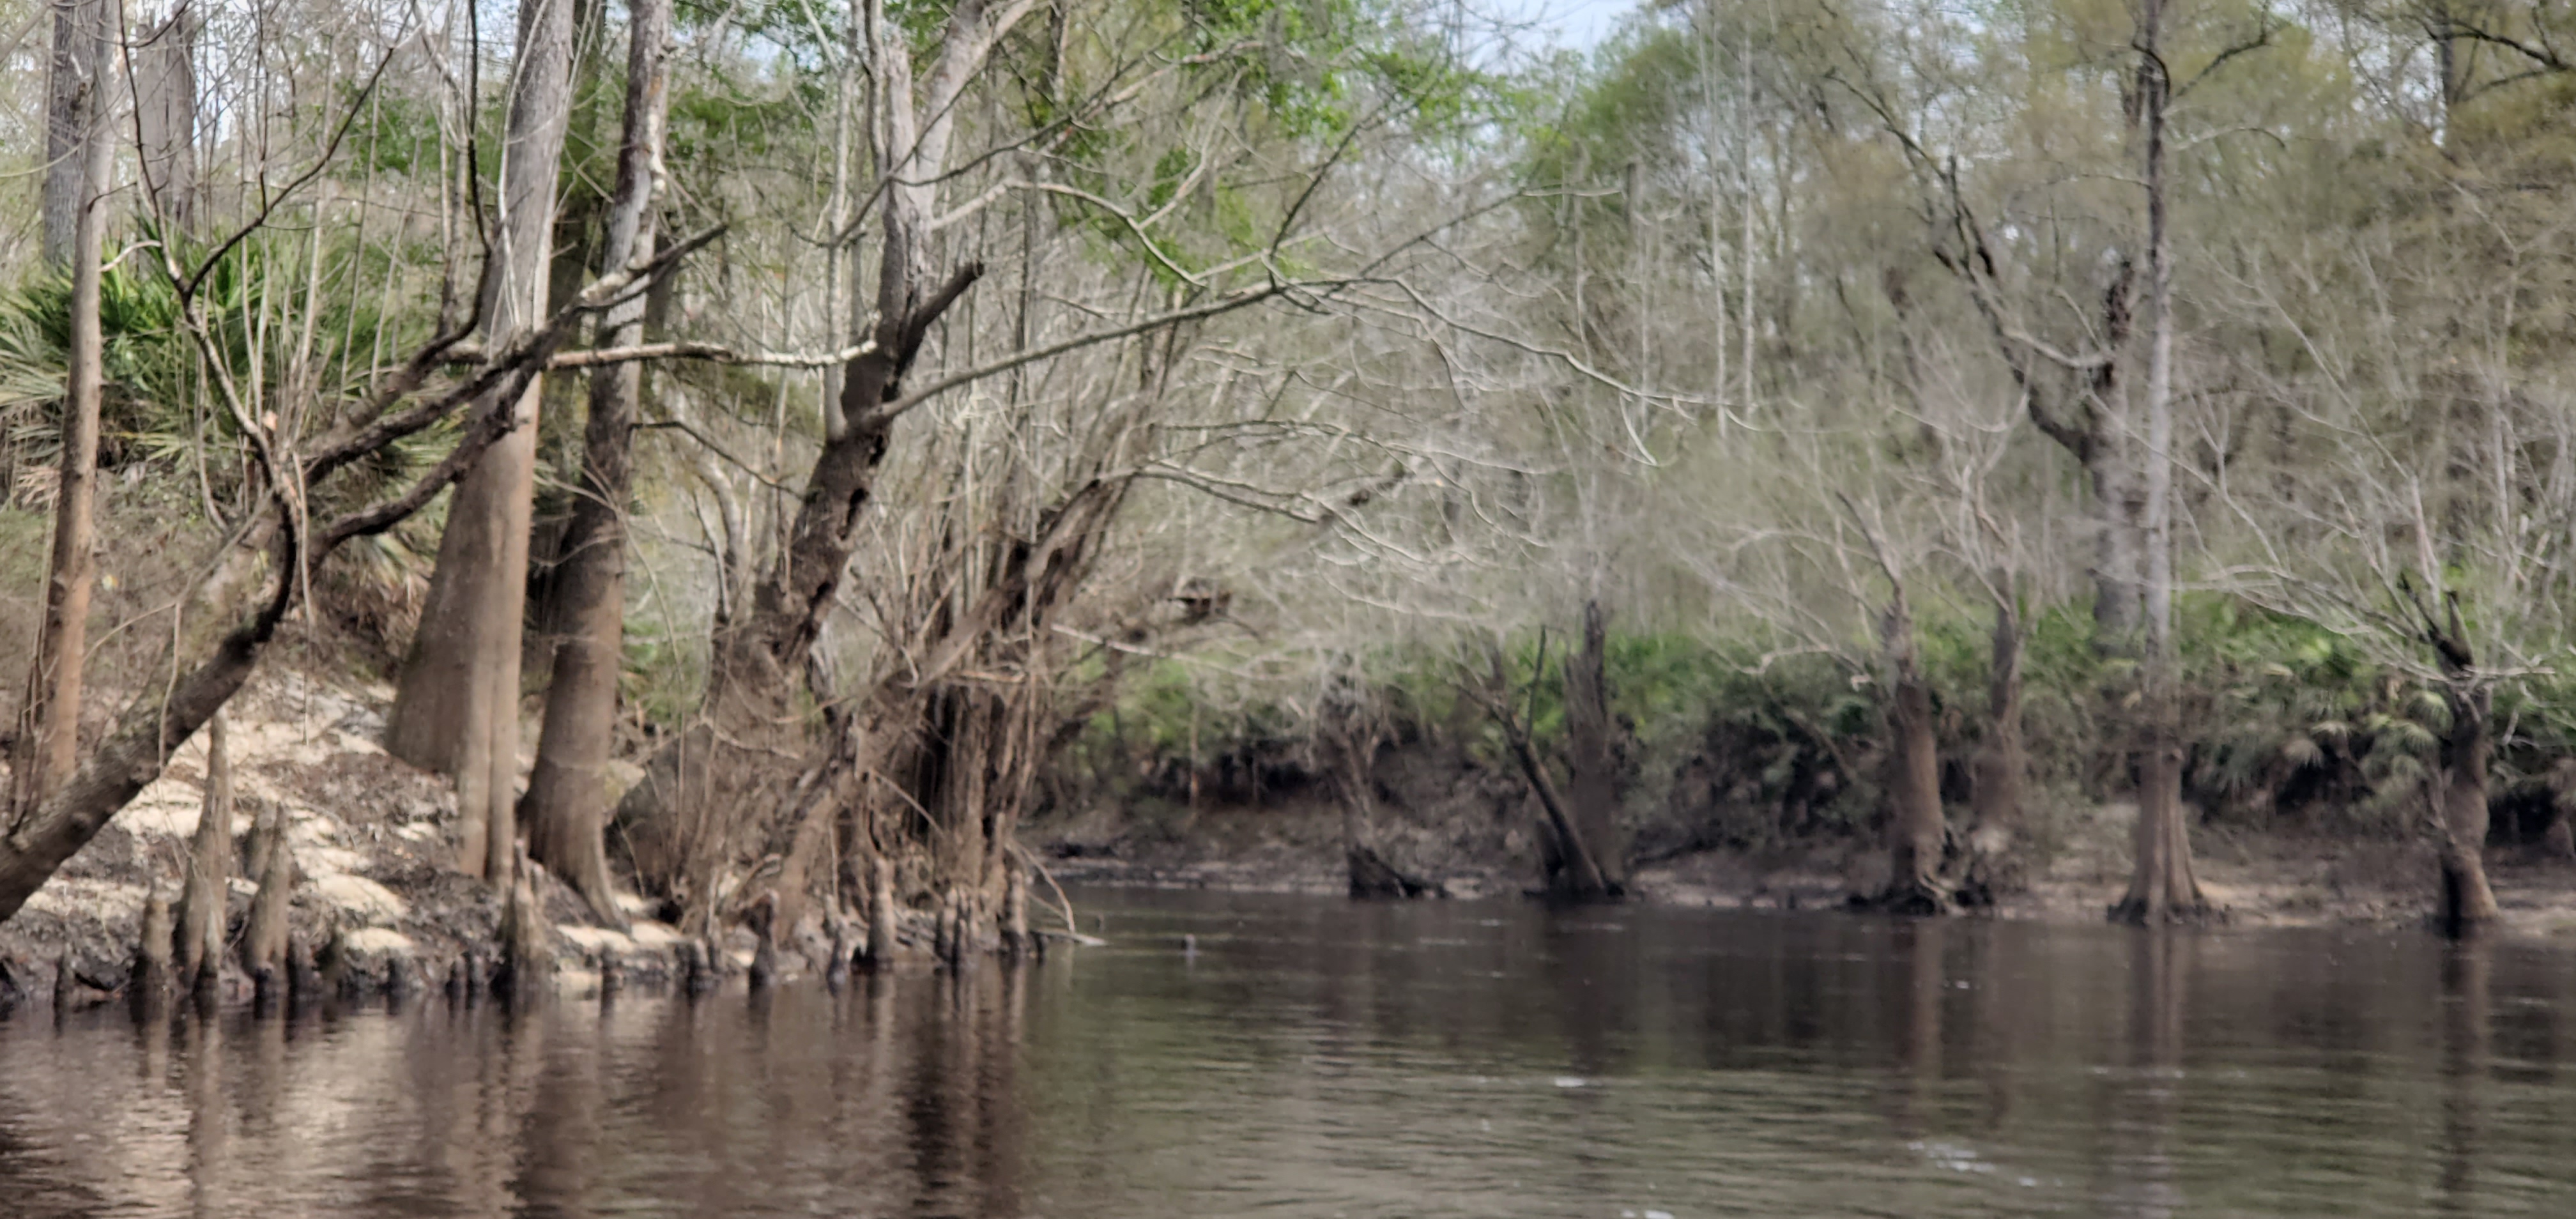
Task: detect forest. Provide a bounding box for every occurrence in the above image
[4,0,2576,1004]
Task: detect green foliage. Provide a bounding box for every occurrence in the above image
[622,631,710,733]
[0,224,448,522]
[345,88,445,177]
[1043,579,2576,853]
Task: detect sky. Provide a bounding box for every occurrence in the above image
[1491,0,1633,50]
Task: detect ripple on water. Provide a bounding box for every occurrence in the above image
[0,892,2572,1216]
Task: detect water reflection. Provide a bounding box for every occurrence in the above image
[2,893,2575,1216]
[2437,938,2489,1214]
[2099,928,2190,1218]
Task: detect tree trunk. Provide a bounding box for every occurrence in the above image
[630,0,999,901]
[2114,737,2205,922]
[2543,764,2575,862]
[712,0,1000,707]
[1561,601,1627,890]
[1492,640,1613,901]
[523,0,669,927]
[135,889,174,1010]
[1327,709,1436,899]
[133,2,199,231]
[1001,861,1028,957]
[243,809,293,995]
[386,0,578,882]
[174,713,232,990]
[0,188,680,928]
[865,853,896,967]
[1333,728,1383,894]
[2434,677,2500,936]
[1876,595,1950,914]
[40,0,111,268]
[10,13,112,821]
[2109,0,2206,925]
[2090,450,2144,647]
[1960,583,2025,904]
[496,843,556,998]
[0,536,303,923]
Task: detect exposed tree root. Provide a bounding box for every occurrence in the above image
[1854,877,1956,917]
[1347,845,1446,900]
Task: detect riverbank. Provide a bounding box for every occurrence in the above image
[1032,793,2576,939]
[13,663,2576,1016]
[0,665,845,1011]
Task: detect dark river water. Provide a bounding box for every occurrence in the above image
[4,889,2575,1216]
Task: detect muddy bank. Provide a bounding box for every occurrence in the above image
[1032,792,2576,940]
[0,667,889,1014]
[15,664,2576,1018]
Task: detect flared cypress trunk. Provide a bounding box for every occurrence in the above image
[2108,0,2206,924]
[174,714,233,990]
[2434,678,2500,937]
[387,0,579,883]
[1875,594,1950,915]
[523,0,671,926]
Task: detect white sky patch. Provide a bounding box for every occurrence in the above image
[1494,0,1631,48]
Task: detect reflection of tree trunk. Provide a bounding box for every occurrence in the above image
[516,1010,608,1209]
[903,970,976,1214]
[1889,919,1945,1140]
[522,0,670,926]
[1961,585,2025,905]
[977,960,1029,1216]
[387,0,579,883]
[183,1007,227,1213]
[2436,939,2490,1213]
[2108,929,2189,1218]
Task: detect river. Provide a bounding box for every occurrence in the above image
[2,888,2572,1216]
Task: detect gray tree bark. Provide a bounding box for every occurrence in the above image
[242,806,293,994]
[387,0,580,884]
[174,714,232,990]
[133,2,199,231]
[11,1,114,822]
[2110,0,2208,924]
[40,0,111,268]
[523,0,671,926]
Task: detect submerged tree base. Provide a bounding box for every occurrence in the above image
[1855,877,1956,917]
[1346,845,1445,900]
